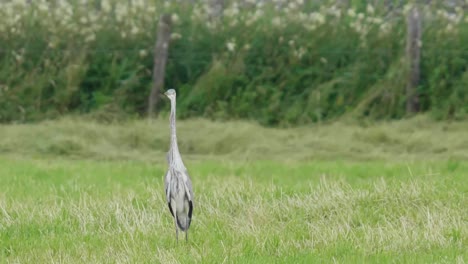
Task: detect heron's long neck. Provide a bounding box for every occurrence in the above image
[169,99,180,154]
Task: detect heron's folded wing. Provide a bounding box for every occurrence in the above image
[181,169,194,202]
[164,170,175,217]
[164,170,171,202]
[182,169,194,225]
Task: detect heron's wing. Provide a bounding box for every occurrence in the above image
[185,170,194,222]
[181,169,194,226]
[184,169,194,202]
[164,170,171,202]
[164,170,174,218]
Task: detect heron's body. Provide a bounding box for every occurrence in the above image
[167,171,191,230]
[164,89,193,243]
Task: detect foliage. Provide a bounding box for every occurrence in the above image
[0,0,467,125]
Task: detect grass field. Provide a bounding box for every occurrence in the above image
[0,117,467,263]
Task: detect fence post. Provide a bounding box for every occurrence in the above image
[405,6,421,114]
[148,14,172,119]
[210,0,224,20]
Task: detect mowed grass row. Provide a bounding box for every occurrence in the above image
[0,115,468,161]
[0,157,466,263]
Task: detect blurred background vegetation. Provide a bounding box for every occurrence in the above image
[0,0,466,126]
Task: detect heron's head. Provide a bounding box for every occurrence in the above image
[164,89,176,101]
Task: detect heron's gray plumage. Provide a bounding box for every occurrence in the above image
[163,89,193,242]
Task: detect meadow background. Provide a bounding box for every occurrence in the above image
[0,0,467,263]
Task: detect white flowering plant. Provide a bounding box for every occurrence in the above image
[0,0,466,124]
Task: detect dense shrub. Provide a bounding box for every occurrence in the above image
[0,0,466,125]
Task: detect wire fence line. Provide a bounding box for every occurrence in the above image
[0,48,467,54]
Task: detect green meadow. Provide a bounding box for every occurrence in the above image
[1,1,466,263]
[0,117,466,263]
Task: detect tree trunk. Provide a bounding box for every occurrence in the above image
[405,6,421,114]
[148,14,172,118]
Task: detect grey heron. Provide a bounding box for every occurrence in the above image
[163,89,194,243]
